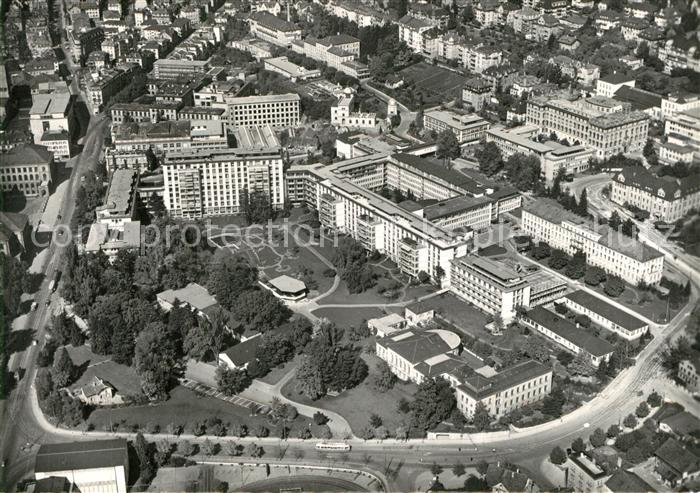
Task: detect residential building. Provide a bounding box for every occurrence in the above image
[611,167,700,223]
[73,376,121,406]
[327,1,387,27]
[0,144,55,197]
[566,452,611,493]
[521,306,615,367]
[661,92,700,120]
[604,470,655,493]
[68,26,104,63]
[658,35,700,74]
[665,107,700,160]
[110,100,182,124]
[34,439,129,493]
[398,15,435,56]
[248,11,302,47]
[331,89,377,129]
[157,282,220,318]
[111,120,229,153]
[162,125,284,217]
[423,110,490,143]
[86,64,138,114]
[464,45,502,74]
[218,335,263,369]
[462,77,493,112]
[561,290,649,340]
[153,59,209,80]
[220,93,300,129]
[658,411,700,439]
[654,438,700,487]
[522,198,664,285]
[526,96,649,159]
[291,34,369,79]
[29,92,75,161]
[678,359,699,392]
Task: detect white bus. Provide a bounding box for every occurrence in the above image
[315,442,351,452]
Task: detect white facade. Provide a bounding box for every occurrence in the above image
[522,199,664,286]
[162,147,284,218]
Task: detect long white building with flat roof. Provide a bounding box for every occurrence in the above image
[219,93,300,129]
[522,198,664,285]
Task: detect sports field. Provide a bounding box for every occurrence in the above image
[399,62,467,101]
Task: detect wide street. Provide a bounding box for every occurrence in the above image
[0,107,109,488]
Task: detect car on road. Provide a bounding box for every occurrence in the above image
[31,301,38,311]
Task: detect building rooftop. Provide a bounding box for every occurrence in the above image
[249,11,300,32]
[525,306,615,357]
[564,290,647,331]
[654,438,700,474]
[85,221,141,253]
[29,92,71,115]
[97,169,137,217]
[268,274,306,294]
[453,255,527,286]
[35,439,128,473]
[226,93,300,105]
[221,335,263,367]
[392,153,481,191]
[604,470,655,493]
[660,411,700,438]
[233,124,280,150]
[424,109,489,133]
[523,198,663,262]
[422,194,493,221]
[0,143,53,166]
[157,282,219,314]
[614,166,700,200]
[379,329,460,364]
[317,34,359,46]
[459,359,551,400]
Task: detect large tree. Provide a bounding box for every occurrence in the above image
[436,130,461,161]
[51,347,75,388]
[183,308,229,362]
[410,377,456,431]
[134,322,183,400]
[215,365,252,396]
[475,141,503,176]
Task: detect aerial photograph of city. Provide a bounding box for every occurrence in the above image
[0,0,699,490]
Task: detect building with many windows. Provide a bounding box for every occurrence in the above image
[610,166,700,223]
[521,306,615,367]
[161,125,284,217]
[111,120,228,154]
[397,14,435,56]
[678,359,699,392]
[560,289,649,340]
[526,96,649,159]
[248,11,302,47]
[220,93,300,129]
[0,144,55,197]
[291,34,370,79]
[375,327,553,420]
[29,92,75,161]
[486,126,594,185]
[664,107,700,160]
[522,198,664,286]
[423,110,490,143]
[565,452,611,493]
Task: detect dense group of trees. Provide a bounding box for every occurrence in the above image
[72,166,108,241]
[409,377,457,431]
[475,141,504,177]
[295,319,368,399]
[332,236,377,293]
[503,153,542,192]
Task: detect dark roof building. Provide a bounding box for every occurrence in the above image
[35,439,129,493]
[654,438,700,486]
[219,335,264,368]
[604,470,656,492]
[523,306,615,363]
[562,290,648,340]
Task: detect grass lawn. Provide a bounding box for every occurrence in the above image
[281,353,419,437]
[588,283,682,323]
[311,306,399,329]
[87,386,311,437]
[257,355,299,386]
